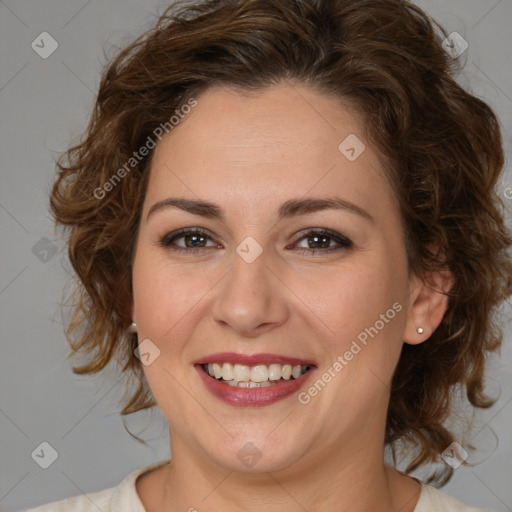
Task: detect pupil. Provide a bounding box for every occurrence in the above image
[186,234,206,248]
[309,235,329,249]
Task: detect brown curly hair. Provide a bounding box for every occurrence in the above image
[50,0,512,485]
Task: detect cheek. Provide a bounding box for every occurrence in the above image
[321,255,404,333]
[132,247,209,341]
[131,249,202,414]
[306,262,407,414]
[316,254,408,382]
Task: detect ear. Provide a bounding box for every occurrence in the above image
[404,267,454,345]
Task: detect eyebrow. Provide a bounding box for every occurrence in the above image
[146,196,373,224]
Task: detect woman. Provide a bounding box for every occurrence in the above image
[27,0,511,510]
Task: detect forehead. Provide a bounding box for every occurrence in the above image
[145,84,394,222]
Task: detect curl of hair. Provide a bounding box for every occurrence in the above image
[50,0,512,484]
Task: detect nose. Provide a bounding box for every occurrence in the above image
[211,245,290,338]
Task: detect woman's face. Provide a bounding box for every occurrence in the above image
[132,83,421,474]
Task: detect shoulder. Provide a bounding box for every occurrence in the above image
[415,484,491,512]
[25,486,114,512]
[24,458,171,512]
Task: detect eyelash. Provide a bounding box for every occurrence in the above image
[159,227,353,256]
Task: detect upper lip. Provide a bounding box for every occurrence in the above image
[195,352,316,367]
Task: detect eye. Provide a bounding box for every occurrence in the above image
[159,227,220,254]
[159,227,353,256]
[291,228,353,256]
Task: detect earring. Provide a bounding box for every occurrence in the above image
[128,322,137,333]
[417,327,424,334]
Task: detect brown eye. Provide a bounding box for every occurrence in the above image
[292,229,353,255]
[160,228,220,253]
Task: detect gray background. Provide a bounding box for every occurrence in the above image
[0,1,511,511]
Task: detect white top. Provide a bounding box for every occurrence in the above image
[25,458,489,512]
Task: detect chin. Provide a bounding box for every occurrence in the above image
[203,434,308,474]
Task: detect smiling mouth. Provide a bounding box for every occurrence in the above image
[201,362,314,388]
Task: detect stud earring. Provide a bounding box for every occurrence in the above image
[417,327,424,334]
[128,322,137,333]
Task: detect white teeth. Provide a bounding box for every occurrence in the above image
[250,365,269,382]
[204,362,311,385]
[221,363,234,380]
[225,380,273,388]
[282,364,292,380]
[233,364,251,381]
[213,363,222,379]
[253,381,272,388]
[268,364,282,381]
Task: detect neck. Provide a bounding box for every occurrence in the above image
[157,427,421,512]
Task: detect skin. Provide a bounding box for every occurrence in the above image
[131,83,453,512]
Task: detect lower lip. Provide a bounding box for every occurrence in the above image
[195,365,315,407]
